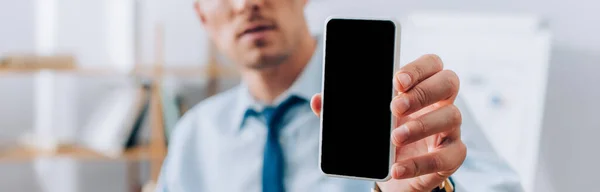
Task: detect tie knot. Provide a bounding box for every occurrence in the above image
[261,107,276,122]
[246,95,306,129]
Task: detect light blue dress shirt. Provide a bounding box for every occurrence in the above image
[156,38,524,192]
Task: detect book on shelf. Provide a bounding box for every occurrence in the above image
[80,82,150,158]
[161,81,184,144]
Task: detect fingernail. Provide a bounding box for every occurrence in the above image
[396,73,412,89]
[392,96,410,115]
[395,165,406,178]
[392,125,409,145]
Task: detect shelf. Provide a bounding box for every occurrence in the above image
[0,65,240,78]
[0,145,157,162]
[0,67,124,76]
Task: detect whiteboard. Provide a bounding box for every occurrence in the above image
[399,12,552,192]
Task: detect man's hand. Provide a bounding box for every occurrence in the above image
[311,54,466,192]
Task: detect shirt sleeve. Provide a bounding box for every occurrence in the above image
[155,156,170,192]
[452,97,524,192]
[154,106,202,192]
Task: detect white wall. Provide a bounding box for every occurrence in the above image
[0,0,36,137]
[0,0,35,53]
[0,2,37,189]
[0,1,37,190]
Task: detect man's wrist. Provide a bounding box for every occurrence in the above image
[372,182,381,192]
[433,177,455,192]
[372,177,454,192]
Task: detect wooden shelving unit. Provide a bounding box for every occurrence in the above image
[0,23,238,191]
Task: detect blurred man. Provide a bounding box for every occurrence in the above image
[156,0,523,191]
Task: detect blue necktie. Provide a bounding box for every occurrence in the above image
[249,96,306,192]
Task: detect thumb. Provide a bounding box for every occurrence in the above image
[310,93,322,117]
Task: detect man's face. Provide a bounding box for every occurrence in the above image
[195,0,308,69]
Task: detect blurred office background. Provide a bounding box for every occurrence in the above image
[0,0,598,192]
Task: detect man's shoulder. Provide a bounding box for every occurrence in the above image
[168,86,241,145]
[190,86,241,114]
[175,86,240,129]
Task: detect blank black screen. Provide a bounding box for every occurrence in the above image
[321,19,396,180]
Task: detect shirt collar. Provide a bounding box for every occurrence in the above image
[232,36,323,130]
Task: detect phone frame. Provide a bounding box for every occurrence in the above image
[318,16,401,182]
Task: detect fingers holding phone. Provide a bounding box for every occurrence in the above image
[380,54,466,191]
[312,52,467,191]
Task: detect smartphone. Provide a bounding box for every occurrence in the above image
[319,17,400,181]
